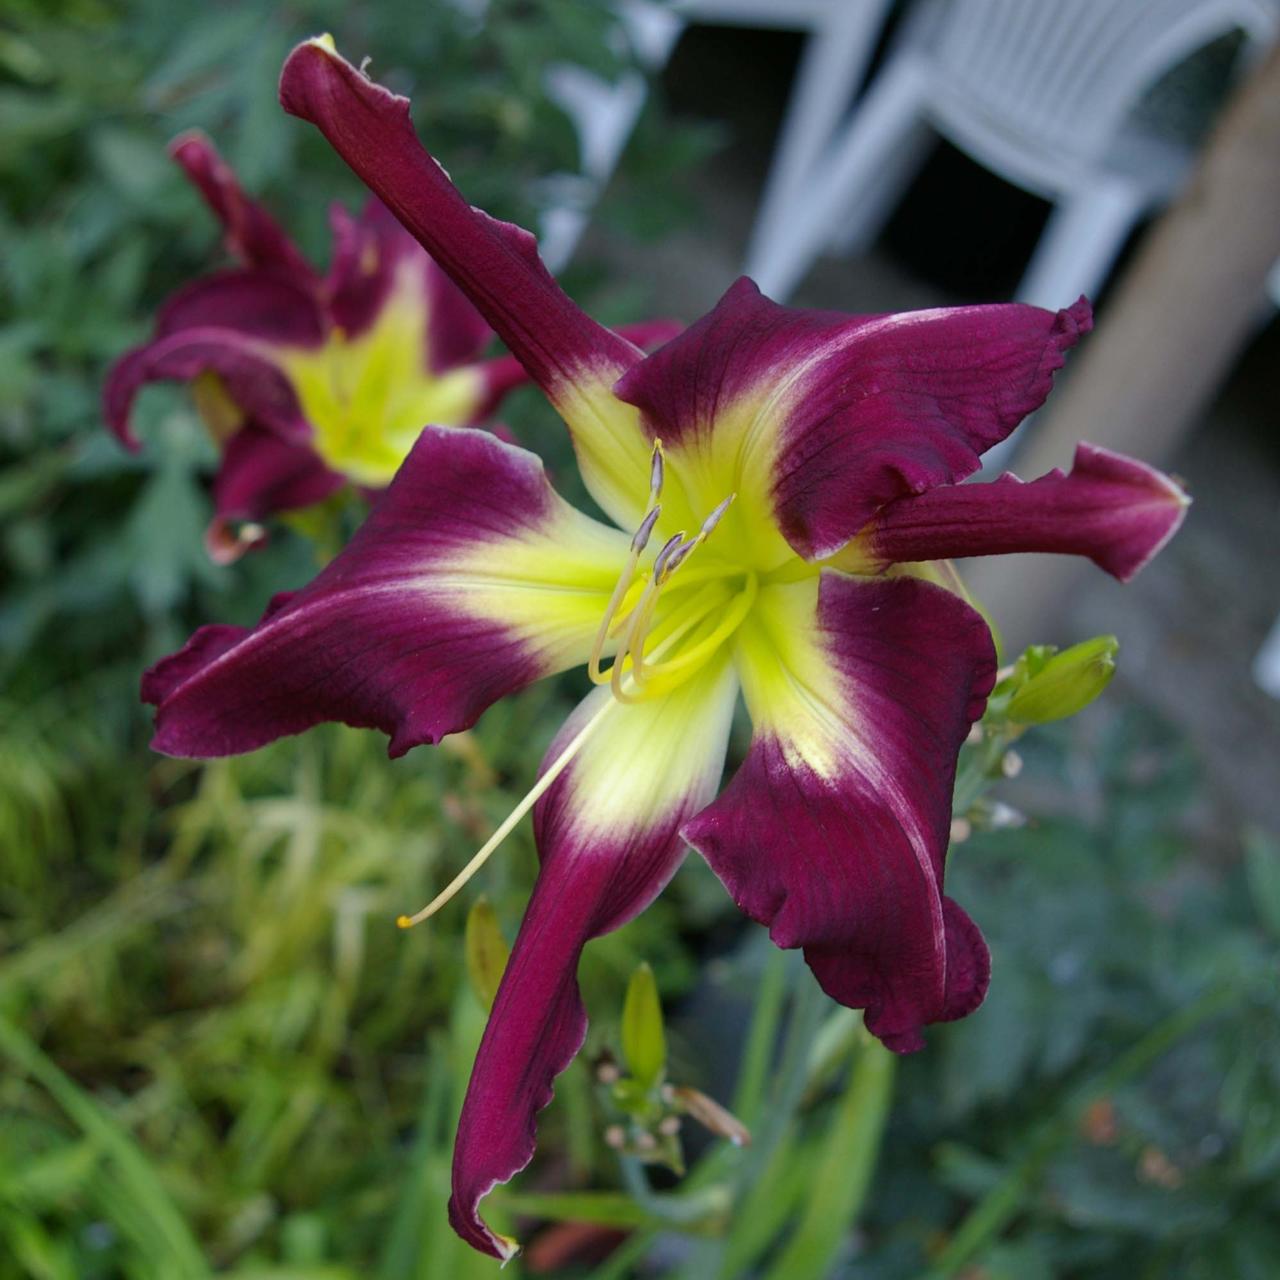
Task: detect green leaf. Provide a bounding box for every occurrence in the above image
[761,1036,896,1280]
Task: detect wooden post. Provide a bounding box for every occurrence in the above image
[968,43,1280,648]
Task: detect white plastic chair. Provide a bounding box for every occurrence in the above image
[669,0,894,275]
[749,0,1279,310]
[540,1,895,274]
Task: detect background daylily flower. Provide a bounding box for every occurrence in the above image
[139,37,1190,1261]
[103,131,679,562]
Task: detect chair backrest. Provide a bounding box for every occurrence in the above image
[928,0,1278,160]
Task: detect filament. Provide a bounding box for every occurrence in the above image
[586,440,666,683]
[395,598,704,930]
[396,456,746,930]
[396,696,619,929]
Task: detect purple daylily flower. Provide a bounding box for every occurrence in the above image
[140,37,1190,1260]
[104,130,678,561]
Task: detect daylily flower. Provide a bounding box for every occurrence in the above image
[140,37,1190,1260]
[103,131,677,561]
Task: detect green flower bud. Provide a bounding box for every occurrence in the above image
[1007,635,1119,724]
[621,962,666,1090]
[464,895,509,1012]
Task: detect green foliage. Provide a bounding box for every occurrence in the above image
[3,2,1277,1277]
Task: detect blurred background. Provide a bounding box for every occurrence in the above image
[2,1,1279,1277]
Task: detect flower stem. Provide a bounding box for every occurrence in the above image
[762,1030,897,1280]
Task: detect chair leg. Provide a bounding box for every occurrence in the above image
[1255,613,1280,699]
[980,181,1147,475]
[1015,180,1146,311]
[748,60,932,301]
[744,0,894,271]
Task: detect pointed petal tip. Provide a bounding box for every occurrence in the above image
[447,1190,522,1263]
[280,34,393,121]
[1063,295,1094,336]
[1073,441,1190,582]
[166,127,211,161]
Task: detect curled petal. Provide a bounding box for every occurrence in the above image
[278,37,655,526]
[684,572,997,1052]
[170,130,316,282]
[615,278,1091,561]
[850,443,1190,582]
[213,422,344,522]
[145,426,630,759]
[451,659,738,1258]
[104,327,309,450]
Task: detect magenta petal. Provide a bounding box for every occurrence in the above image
[423,254,495,374]
[141,624,249,707]
[864,442,1190,582]
[615,278,1092,561]
[612,318,684,353]
[326,199,412,338]
[144,426,614,760]
[471,320,681,423]
[103,327,308,449]
[449,875,591,1260]
[684,572,997,1052]
[278,39,641,396]
[213,423,344,521]
[450,667,737,1259]
[473,354,530,421]
[170,131,316,282]
[155,270,326,346]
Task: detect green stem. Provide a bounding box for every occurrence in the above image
[762,1032,897,1280]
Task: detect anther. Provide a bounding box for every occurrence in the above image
[649,439,665,504]
[631,505,662,554]
[699,494,734,539]
[652,532,688,582]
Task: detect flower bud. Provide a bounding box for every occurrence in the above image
[464,895,509,1013]
[621,962,666,1090]
[1007,635,1118,724]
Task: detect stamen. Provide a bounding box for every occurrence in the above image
[587,506,665,684]
[611,533,686,703]
[635,573,758,698]
[395,591,712,930]
[586,440,669,683]
[396,695,619,929]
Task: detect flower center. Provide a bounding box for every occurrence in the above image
[282,270,483,486]
[588,441,754,705]
[395,445,754,932]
